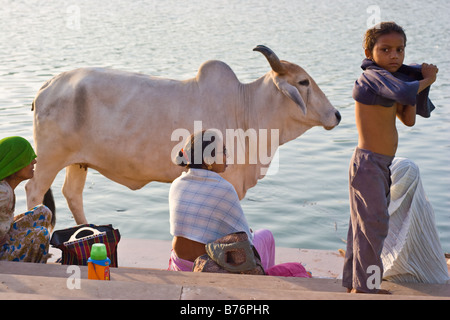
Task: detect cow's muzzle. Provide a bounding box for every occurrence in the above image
[324,110,342,130]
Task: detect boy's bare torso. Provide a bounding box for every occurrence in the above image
[355,101,400,157]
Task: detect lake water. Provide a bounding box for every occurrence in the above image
[1,0,449,253]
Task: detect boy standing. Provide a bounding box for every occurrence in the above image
[343,22,438,294]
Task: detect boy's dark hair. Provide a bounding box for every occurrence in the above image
[364,21,407,53]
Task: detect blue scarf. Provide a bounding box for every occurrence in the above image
[353,59,435,118]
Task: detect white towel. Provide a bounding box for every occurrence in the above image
[169,168,253,245]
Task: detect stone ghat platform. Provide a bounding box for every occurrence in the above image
[0,238,448,300]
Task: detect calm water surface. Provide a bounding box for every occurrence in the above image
[1,0,449,252]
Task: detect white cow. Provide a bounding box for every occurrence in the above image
[26,45,341,224]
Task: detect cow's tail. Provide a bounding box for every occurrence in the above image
[43,188,56,229]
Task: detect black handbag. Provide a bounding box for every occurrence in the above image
[50,224,121,267]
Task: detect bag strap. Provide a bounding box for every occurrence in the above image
[64,227,106,245]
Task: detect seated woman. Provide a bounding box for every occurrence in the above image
[168,130,275,272]
[0,136,53,263]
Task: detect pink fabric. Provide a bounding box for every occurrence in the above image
[252,229,276,270]
[266,263,312,278]
[168,249,194,271]
[253,230,311,278]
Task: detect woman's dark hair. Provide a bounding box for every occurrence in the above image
[177,130,219,169]
[364,21,407,53]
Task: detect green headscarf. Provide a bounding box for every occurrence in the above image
[0,136,37,181]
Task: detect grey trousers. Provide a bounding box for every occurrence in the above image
[342,147,394,293]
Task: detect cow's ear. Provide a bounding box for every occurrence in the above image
[273,77,307,115]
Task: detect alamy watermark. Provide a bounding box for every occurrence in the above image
[171,121,280,176]
[66,265,81,290]
[366,5,381,29]
[66,5,81,30]
[366,265,382,290]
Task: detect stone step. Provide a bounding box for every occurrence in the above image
[1,238,448,301]
[1,260,449,300]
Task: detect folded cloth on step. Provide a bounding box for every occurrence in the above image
[266,263,312,278]
[353,59,435,118]
[381,158,449,284]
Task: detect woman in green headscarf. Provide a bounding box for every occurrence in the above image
[0,136,53,263]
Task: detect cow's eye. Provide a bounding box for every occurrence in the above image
[298,79,310,86]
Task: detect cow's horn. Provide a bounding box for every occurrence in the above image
[253,45,286,75]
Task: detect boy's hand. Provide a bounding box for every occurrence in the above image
[422,63,439,83]
[417,63,438,93]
